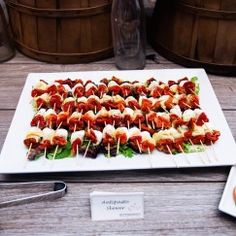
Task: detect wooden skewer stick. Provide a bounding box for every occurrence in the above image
[57,122,62,130]
[67,105,71,113]
[52,145,59,160]
[147,146,153,167]
[83,140,91,158]
[190,88,198,96]
[94,106,97,114]
[107,143,110,158]
[166,145,178,168]
[210,141,218,162]
[161,122,164,130]
[75,143,81,165]
[200,140,211,163]
[145,115,149,126]
[37,103,43,111]
[152,121,155,130]
[188,139,206,164]
[161,106,169,113]
[44,148,47,158]
[76,144,79,159]
[202,121,218,162]
[182,102,192,109]
[53,102,56,111]
[178,145,191,165]
[127,120,130,130]
[26,143,32,160]
[194,102,200,108]
[116,138,120,155]
[136,140,142,153]
[139,119,141,130]
[73,124,77,132]
[37,121,40,128]
[88,120,90,130]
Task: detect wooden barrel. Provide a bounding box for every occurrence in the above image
[151,0,236,75]
[5,0,113,63]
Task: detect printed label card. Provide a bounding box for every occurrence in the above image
[90,191,144,221]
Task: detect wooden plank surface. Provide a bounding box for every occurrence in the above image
[0,183,235,236]
[0,50,236,235]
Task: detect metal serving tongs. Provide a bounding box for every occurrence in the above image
[0,181,67,208]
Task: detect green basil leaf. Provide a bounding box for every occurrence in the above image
[119,144,135,158]
[183,142,205,153]
[47,141,72,160]
[191,76,200,95]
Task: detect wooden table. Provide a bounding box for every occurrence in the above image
[0,51,236,236]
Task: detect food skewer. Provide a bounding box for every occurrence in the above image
[26,143,32,160]
[52,145,59,160]
[116,138,120,155]
[178,144,191,165]
[51,128,68,160]
[43,147,47,159]
[199,140,212,163]
[136,140,142,153]
[115,127,129,156]
[166,144,179,168]
[57,122,62,130]
[202,121,219,162]
[83,141,91,158]
[188,139,206,164]
[107,143,111,158]
[210,141,219,162]
[103,125,115,158]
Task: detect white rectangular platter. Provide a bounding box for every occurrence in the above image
[219,166,236,217]
[0,69,236,173]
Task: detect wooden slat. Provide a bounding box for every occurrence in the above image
[90,10,112,51]
[76,0,91,53]
[36,0,57,53]
[213,20,236,64]
[59,18,81,53]
[17,0,39,50]
[0,182,235,235]
[172,10,194,57]
[8,7,22,42]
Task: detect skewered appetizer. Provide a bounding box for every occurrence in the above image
[24,75,220,160]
